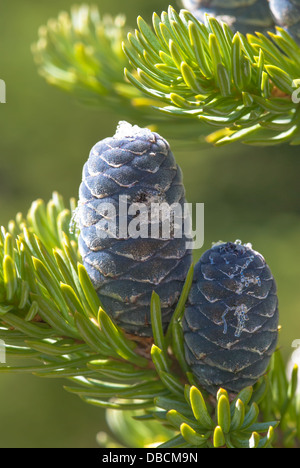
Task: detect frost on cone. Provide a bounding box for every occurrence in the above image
[182,0,274,34]
[269,0,300,43]
[77,121,193,336]
[183,241,279,394]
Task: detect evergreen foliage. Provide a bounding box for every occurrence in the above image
[1,2,299,448]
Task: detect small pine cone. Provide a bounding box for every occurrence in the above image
[77,121,192,337]
[269,0,300,43]
[182,0,275,35]
[183,241,279,394]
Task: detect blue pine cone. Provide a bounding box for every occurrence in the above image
[183,240,279,394]
[182,0,275,35]
[269,0,300,43]
[77,121,193,337]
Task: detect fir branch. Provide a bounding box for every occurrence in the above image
[32,5,134,111]
[32,4,300,147]
[123,6,300,146]
[0,193,299,448]
[32,4,210,146]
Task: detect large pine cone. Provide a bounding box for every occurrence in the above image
[269,0,300,43]
[77,121,192,336]
[183,241,279,394]
[182,0,275,34]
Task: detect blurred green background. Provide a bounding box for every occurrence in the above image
[0,0,299,447]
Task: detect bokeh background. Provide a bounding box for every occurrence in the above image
[0,0,299,447]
